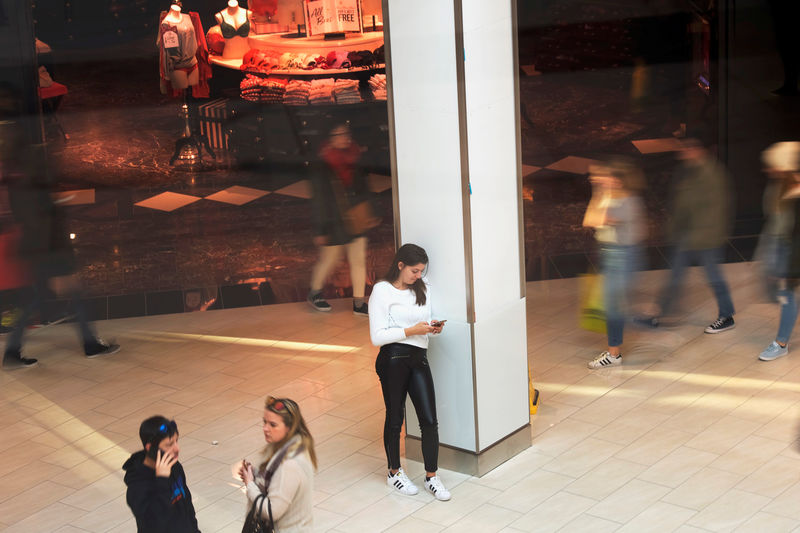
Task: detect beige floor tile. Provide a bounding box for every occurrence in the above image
[586,479,670,524]
[735,455,800,498]
[762,480,800,520]
[542,437,624,478]
[333,492,427,533]
[317,472,392,517]
[471,449,554,492]
[686,488,771,532]
[67,494,131,532]
[0,480,76,525]
[489,469,576,514]
[563,457,647,500]
[556,513,621,533]
[637,446,719,488]
[1,501,87,533]
[510,491,597,533]
[683,415,764,455]
[614,426,694,466]
[662,467,745,511]
[412,481,501,526]
[59,471,125,512]
[530,418,602,457]
[615,502,696,533]
[315,453,386,494]
[591,407,671,446]
[441,502,523,532]
[732,512,799,532]
[530,400,581,438]
[0,460,67,504]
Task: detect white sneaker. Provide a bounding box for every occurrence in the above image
[424,475,451,501]
[588,350,622,369]
[387,468,418,496]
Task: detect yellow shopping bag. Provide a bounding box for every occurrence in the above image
[578,273,606,334]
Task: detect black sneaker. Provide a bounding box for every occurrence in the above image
[3,350,38,369]
[307,292,332,312]
[84,338,121,358]
[704,316,735,334]
[633,315,660,328]
[353,302,368,316]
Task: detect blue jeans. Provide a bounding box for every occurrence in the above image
[658,247,735,319]
[602,244,641,347]
[776,284,798,344]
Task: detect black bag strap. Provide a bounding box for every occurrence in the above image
[267,496,274,531]
[247,493,266,522]
[262,440,293,490]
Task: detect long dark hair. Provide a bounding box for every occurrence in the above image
[382,243,428,306]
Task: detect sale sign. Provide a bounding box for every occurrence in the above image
[304,0,362,36]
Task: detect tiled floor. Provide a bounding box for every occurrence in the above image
[3,261,800,532]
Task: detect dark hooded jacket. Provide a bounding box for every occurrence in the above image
[122,450,200,533]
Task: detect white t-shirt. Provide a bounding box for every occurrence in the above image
[368,280,432,349]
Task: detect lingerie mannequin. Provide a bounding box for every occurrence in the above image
[215,0,252,60]
[159,2,199,90]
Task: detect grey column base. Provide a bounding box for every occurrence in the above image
[404,423,531,477]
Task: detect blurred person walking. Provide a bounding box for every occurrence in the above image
[757,142,800,361]
[638,136,736,333]
[0,88,118,370]
[236,396,317,533]
[307,123,378,315]
[583,160,647,369]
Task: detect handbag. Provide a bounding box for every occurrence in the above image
[242,494,274,533]
[241,440,293,533]
[342,199,380,236]
[578,273,606,334]
[331,179,380,236]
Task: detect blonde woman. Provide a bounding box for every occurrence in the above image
[238,397,317,533]
[584,160,646,368]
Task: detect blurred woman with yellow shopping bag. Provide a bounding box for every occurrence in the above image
[583,160,646,369]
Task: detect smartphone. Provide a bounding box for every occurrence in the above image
[431,320,447,328]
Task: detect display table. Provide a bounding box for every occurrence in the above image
[210,30,384,77]
[248,31,384,55]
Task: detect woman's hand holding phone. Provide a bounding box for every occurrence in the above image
[405,321,434,337]
[430,319,446,334]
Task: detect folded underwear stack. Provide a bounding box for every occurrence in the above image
[240,75,288,103]
[284,79,311,105]
[368,73,387,100]
[333,78,361,105]
[309,78,335,105]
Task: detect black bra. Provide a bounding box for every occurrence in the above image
[220,18,250,39]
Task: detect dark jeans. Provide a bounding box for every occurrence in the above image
[659,247,735,319]
[375,343,439,473]
[5,275,95,356]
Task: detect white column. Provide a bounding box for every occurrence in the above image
[383,0,530,475]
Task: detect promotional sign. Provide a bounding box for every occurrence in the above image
[304,0,362,36]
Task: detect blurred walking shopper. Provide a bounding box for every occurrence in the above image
[583,160,646,369]
[757,142,800,361]
[307,123,378,316]
[638,136,736,333]
[0,86,118,370]
[237,396,316,533]
[369,243,451,501]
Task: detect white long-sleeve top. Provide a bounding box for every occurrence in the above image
[368,280,432,349]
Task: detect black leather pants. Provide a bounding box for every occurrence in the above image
[375,343,439,472]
